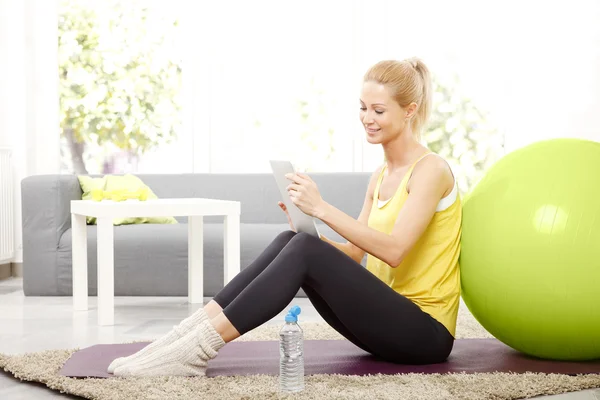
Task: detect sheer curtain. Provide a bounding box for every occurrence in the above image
[162,0,600,174]
[185,0,358,173]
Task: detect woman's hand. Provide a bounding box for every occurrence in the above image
[285,172,326,218]
[278,201,296,232]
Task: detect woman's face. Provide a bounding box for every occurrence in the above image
[359,81,408,145]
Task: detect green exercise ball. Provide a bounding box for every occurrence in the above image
[460,138,600,361]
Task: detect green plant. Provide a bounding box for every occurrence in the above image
[58,0,182,174]
[425,74,505,195]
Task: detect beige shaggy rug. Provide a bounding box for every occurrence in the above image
[1,305,599,400]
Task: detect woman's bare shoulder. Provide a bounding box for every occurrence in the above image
[410,154,454,195]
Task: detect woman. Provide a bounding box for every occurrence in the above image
[110,57,461,377]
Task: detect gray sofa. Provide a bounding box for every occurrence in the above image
[21,173,371,297]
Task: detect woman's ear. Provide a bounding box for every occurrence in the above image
[405,102,419,119]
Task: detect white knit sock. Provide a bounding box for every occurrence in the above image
[107,307,209,374]
[113,320,225,377]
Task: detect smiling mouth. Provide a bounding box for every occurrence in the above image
[366,128,380,134]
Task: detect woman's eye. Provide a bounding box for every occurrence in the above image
[375,110,384,115]
[360,107,367,111]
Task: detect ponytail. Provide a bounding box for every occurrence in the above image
[406,58,432,139]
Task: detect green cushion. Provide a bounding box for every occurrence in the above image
[77,174,178,226]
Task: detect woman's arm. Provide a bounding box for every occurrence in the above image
[319,235,357,260]
[316,156,453,268]
[317,165,383,264]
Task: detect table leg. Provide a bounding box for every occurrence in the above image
[72,213,88,311]
[224,213,240,284]
[97,217,114,326]
[188,216,204,304]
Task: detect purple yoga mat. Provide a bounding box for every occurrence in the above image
[59,339,600,379]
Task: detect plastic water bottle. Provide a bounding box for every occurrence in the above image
[279,305,304,393]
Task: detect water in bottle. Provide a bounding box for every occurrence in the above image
[279,305,304,393]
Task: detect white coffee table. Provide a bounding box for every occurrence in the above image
[70,198,241,326]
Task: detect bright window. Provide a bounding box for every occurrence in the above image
[58,0,189,174]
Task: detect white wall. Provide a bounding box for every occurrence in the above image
[0,0,27,263]
[186,0,600,174]
[501,0,600,151]
[373,0,600,154]
[0,0,60,263]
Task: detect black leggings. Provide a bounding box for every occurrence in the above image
[213,231,454,364]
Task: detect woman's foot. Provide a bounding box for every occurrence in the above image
[107,307,210,374]
[113,320,225,377]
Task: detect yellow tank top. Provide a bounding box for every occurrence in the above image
[366,153,462,336]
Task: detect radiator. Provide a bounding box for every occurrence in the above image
[0,148,14,263]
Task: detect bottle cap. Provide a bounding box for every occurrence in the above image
[284,305,301,323]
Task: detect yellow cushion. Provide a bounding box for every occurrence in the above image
[77,174,178,226]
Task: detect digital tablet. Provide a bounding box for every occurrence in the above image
[269,160,321,238]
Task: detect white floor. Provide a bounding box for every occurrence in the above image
[1,277,598,399]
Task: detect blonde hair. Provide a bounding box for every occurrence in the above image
[363,57,432,139]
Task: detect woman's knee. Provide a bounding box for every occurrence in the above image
[284,233,328,268]
[288,232,322,250]
[269,232,321,266]
[289,231,319,243]
[274,230,297,245]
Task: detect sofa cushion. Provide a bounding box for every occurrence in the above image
[77,174,178,225]
[56,222,355,297]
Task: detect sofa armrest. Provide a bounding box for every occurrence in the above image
[21,174,82,295]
